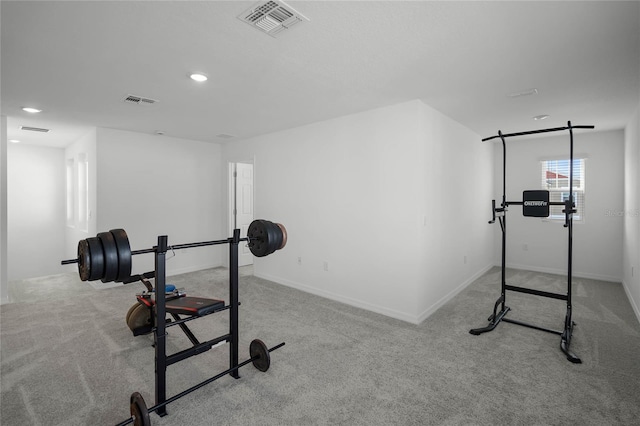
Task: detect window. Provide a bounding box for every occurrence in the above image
[540,158,585,221]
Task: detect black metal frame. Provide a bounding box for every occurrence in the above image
[152,230,242,416]
[61,224,286,424]
[469,121,594,364]
[115,229,283,423]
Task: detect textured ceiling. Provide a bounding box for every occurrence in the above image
[2,1,639,148]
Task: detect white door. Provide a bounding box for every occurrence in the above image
[231,162,254,266]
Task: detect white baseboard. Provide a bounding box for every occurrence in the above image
[89,262,221,290]
[255,272,421,324]
[257,263,495,325]
[622,279,640,325]
[415,263,494,324]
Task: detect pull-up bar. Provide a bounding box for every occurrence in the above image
[482,124,595,142]
[470,120,594,363]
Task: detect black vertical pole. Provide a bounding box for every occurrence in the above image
[155,235,168,417]
[499,131,507,311]
[229,228,240,379]
[567,122,574,320]
[501,131,506,209]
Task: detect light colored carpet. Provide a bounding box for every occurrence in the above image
[1,266,639,425]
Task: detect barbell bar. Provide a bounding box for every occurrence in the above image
[62,219,287,283]
[116,340,285,426]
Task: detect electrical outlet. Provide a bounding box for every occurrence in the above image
[323,261,329,272]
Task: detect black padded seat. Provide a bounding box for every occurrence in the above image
[165,297,225,317]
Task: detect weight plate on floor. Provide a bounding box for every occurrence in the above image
[127,304,151,332]
[125,302,139,325]
[130,392,150,426]
[86,237,105,281]
[250,339,270,372]
[110,229,132,282]
[98,232,119,283]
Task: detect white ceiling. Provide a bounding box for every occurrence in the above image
[2,1,639,148]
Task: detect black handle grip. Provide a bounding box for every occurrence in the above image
[489,199,496,224]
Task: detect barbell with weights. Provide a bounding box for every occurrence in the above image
[62,219,287,283]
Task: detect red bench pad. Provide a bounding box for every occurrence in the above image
[136,296,225,317]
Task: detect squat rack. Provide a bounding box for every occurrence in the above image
[469,121,594,363]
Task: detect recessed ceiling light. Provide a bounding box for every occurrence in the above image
[189,73,208,82]
[9,139,20,143]
[533,114,550,121]
[22,107,42,113]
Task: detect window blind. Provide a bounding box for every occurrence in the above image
[540,158,585,220]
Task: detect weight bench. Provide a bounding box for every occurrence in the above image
[136,294,225,317]
[126,279,226,339]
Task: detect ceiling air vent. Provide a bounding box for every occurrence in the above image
[123,94,158,106]
[238,0,309,37]
[20,126,50,133]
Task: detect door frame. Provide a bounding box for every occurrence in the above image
[228,159,255,267]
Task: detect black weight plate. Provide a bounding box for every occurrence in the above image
[110,229,132,282]
[265,220,280,257]
[248,220,269,257]
[98,232,119,283]
[251,219,280,257]
[250,339,270,372]
[86,237,105,281]
[77,239,91,281]
[247,219,261,246]
[130,392,150,426]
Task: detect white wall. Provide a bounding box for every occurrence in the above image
[223,99,493,323]
[7,143,66,280]
[623,103,640,321]
[94,128,224,278]
[493,129,625,282]
[417,102,494,321]
[0,116,8,303]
